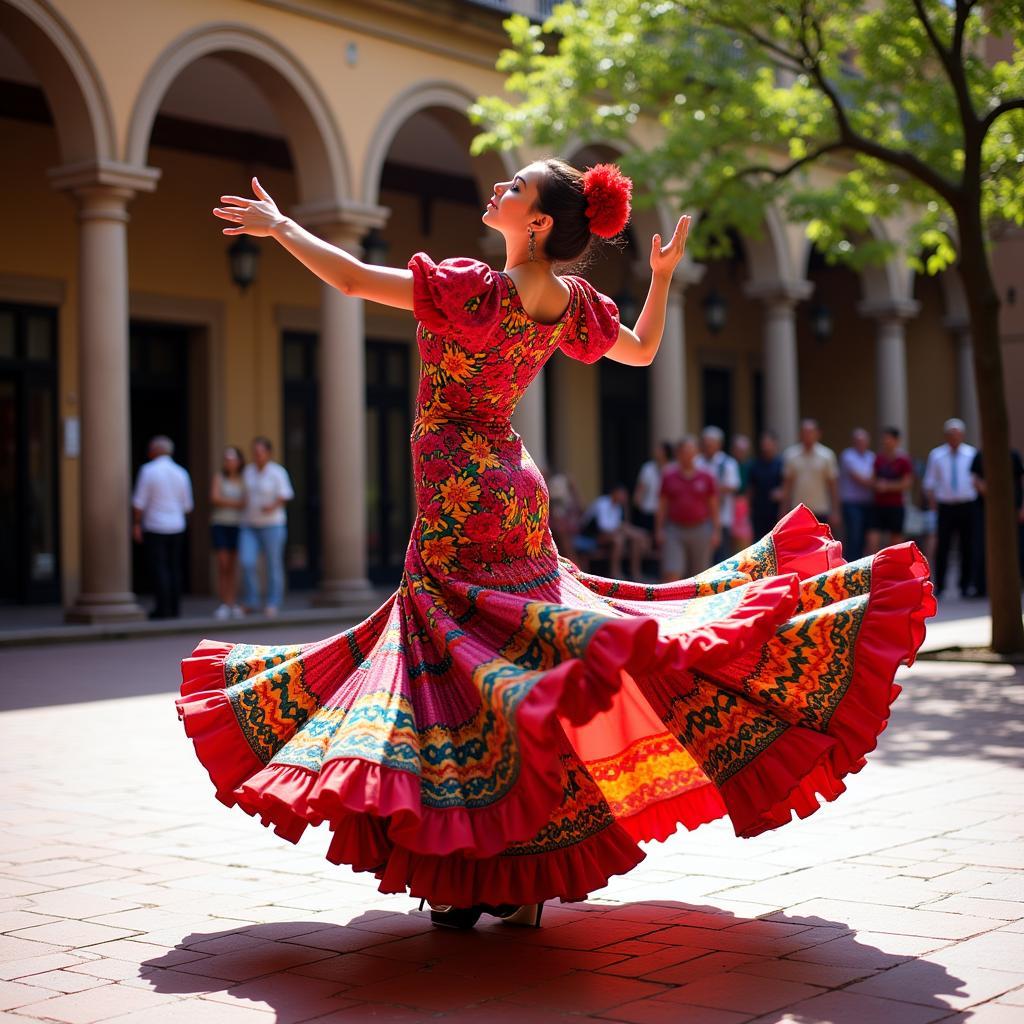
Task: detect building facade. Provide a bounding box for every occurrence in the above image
[1,0,1020,617]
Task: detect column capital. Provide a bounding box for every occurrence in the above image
[744,278,814,306]
[48,159,161,196]
[857,297,920,322]
[292,199,390,250]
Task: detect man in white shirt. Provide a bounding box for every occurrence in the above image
[923,417,978,597]
[132,435,194,619]
[584,483,649,580]
[696,425,741,562]
[240,436,295,615]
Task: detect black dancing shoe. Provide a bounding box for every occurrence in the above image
[422,901,482,930]
[420,900,543,929]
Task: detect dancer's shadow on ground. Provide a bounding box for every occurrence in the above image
[139,901,972,1022]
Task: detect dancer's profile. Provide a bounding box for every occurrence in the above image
[178,159,935,930]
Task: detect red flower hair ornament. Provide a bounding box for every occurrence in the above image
[582,163,633,238]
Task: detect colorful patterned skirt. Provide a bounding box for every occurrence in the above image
[177,506,934,906]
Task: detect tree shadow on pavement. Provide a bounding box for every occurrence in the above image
[137,902,974,1022]
[878,661,1024,767]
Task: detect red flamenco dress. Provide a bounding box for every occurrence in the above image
[177,254,935,907]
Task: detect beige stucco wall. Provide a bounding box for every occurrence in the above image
[53,0,511,199]
[4,0,1021,608]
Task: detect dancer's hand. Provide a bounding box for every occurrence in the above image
[650,215,691,278]
[213,177,285,237]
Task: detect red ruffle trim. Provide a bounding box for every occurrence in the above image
[771,504,845,577]
[376,822,646,905]
[177,641,264,807]
[721,540,935,838]
[616,782,727,845]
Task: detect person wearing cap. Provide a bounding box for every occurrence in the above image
[922,417,978,597]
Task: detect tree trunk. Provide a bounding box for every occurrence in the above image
[956,208,1024,654]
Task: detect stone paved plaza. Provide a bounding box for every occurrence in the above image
[1,630,1022,1023]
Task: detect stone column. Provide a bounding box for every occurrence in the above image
[948,317,980,442]
[745,280,813,449]
[513,368,548,469]
[650,266,702,445]
[859,299,919,447]
[50,161,159,622]
[295,201,388,604]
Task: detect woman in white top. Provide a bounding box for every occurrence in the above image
[210,446,246,619]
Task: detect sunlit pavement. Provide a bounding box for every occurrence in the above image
[1,630,1022,1023]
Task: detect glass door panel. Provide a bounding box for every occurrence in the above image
[0,302,59,604]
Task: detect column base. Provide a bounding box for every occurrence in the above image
[65,592,146,624]
[314,577,379,608]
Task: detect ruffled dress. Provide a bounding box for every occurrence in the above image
[177,254,935,906]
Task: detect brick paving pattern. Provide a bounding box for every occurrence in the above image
[0,633,1022,1022]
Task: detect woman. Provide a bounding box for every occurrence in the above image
[178,161,934,930]
[209,445,245,620]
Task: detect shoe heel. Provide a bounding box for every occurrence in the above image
[498,902,545,928]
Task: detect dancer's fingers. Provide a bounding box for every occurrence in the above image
[252,176,271,201]
[219,196,252,206]
[673,215,690,248]
[212,208,244,221]
[222,226,246,235]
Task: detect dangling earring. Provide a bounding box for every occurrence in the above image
[527,227,536,262]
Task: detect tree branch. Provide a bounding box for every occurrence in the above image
[737,141,846,182]
[697,13,806,74]
[909,0,977,151]
[792,3,961,204]
[953,1,978,66]
[910,0,955,77]
[980,97,1024,137]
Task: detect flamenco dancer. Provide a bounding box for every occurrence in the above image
[181,159,935,930]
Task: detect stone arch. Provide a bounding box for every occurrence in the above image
[797,216,911,307]
[744,201,800,285]
[0,0,115,163]
[125,23,351,204]
[361,80,518,207]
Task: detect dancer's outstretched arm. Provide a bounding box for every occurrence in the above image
[604,214,691,367]
[214,178,414,311]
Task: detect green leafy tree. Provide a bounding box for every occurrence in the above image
[472,0,1024,653]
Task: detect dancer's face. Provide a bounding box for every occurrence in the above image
[482,164,552,241]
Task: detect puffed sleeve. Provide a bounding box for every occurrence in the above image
[407,252,504,335]
[558,277,621,364]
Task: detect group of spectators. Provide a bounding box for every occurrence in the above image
[131,435,294,619]
[552,417,1024,591]
[131,417,1024,616]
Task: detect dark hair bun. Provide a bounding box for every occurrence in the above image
[582,164,632,238]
